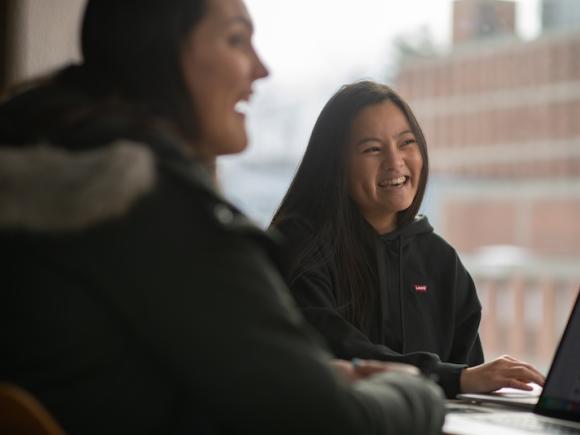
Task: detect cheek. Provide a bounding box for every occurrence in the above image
[348,159,366,190]
[410,152,424,180]
[195,51,250,92]
[348,163,362,201]
[349,163,376,205]
[184,70,227,140]
[181,45,226,108]
[182,59,208,114]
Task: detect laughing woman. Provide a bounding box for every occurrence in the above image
[0,4,447,435]
[271,80,545,399]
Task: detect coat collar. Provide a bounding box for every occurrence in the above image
[0,140,156,232]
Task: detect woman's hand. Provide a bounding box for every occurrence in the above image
[460,355,546,393]
[330,359,419,383]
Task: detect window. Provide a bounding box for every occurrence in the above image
[223,0,580,372]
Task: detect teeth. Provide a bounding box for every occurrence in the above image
[234,100,250,114]
[381,176,406,187]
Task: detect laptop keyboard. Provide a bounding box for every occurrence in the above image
[476,414,580,434]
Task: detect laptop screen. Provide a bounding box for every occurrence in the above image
[536,290,580,422]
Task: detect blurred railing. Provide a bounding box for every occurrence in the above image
[462,247,580,372]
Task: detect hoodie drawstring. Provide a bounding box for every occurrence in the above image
[375,238,386,344]
[398,235,406,353]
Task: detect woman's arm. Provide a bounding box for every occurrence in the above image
[291,261,468,398]
[96,185,446,435]
[449,254,485,366]
[450,255,545,392]
[281,221,544,398]
[275,217,468,398]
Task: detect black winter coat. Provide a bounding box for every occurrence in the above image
[274,215,484,399]
[0,80,445,435]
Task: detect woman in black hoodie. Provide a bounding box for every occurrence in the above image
[271,80,545,399]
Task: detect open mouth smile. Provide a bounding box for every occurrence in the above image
[378,175,409,188]
[234,100,250,115]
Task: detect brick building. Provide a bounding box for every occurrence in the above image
[394,0,580,365]
[395,0,580,259]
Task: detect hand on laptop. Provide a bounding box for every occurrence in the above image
[459,354,546,393]
[330,359,420,383]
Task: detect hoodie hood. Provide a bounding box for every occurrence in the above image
[0,80,187,233]
[379,215,433,244]
[0,141,156,233]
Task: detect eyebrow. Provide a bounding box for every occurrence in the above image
[226,15,254,32]
[354,130,415,147]
[355,137,383,148]
[396,129,414,138]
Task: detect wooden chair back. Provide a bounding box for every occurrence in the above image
[0,383,66,435]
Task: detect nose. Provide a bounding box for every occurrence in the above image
[252,48,269,80]
[383,143,404,170]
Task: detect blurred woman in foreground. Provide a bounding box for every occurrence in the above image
[0,1,445,434]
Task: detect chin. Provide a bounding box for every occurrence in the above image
[221,138,248,155]
[208,134,248,156]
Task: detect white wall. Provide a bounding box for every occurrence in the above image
[7,0,86,84]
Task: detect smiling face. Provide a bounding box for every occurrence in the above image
[348,100,424,234]
[180,0,268,156]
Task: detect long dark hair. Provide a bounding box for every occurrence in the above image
[272,81,429,330]
[2,0,207,146]
[78,0,207,140]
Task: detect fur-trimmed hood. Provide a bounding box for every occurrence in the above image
[0,140,156,232]
[0,78,189,234]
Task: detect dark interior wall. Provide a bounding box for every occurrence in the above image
[0,0,17,95]
[0,0,8,93]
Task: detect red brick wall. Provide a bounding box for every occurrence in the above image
[395,31,580,256]
[442,200,519,251]
[397,36,580,99]
[530,200,580,255]
[443,198,580,256]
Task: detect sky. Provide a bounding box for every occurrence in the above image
[232,0,542,161]
[245,0,541,88]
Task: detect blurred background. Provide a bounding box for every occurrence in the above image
[1,0,578,373]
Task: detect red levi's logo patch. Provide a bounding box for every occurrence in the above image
[414,284,428,293]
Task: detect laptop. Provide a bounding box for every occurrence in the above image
[456,384,542,410]
[444,288,580,434]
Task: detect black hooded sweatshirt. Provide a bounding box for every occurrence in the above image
[274,215,484,398]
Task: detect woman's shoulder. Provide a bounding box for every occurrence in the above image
[271,215,315,241]
[0,137,158,233]
[270,214,334,275]
[271,214,331,255]
[0,131,259,249]
[407,217,459,259]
